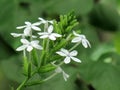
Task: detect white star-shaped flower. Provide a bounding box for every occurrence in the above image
[11,33,37,38]
[16,39,43,52]
[38,17,53,24]
[16,21,41,36]
[38,25,62,40]
[56,48,81,64]
[71,31,91,48]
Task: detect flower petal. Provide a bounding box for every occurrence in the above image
[71,37,81,43]
[24,27,31,36]
[48,20,53,24]
[11,33,22,37]
[31,41,43,50]
[70,50,78,56]
[40,35,49,39]
[71,57,81,63]
[48,25,53,33]
[38,32,48,35]
[27,46,33,52]
[82,39,88,48]
[34,45,43,50]
[62,71,69,81]
[21,39,29,44]
[32,35,37,38]
[52,33,62,37]
[56,51,67,56]
[31,26,41,31]
[73,31,80,36]
[49,35,56,40]
[79,35,86,39]
[38,17,45,22]
[25,21,31,25]
[32,22,41,26]
[38,17,53,24]
[86,39,91,48]
[61,48,69,55]
[64,57,71,64]
[16,45,27,51]
[16,25,26,29]
[55,67,62,73]
[31,40,39,44]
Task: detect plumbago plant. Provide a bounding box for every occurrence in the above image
[11,12,91,90]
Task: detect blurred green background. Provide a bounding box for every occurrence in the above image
[0,0,120,90]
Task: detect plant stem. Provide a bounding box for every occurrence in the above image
[44,22,48,32]
[43,39,49,65]
[39,23,48,67]
[46,39,49,52]
[16,78,29,90]
[25,73,58,87]
[23,50,26,57]
[58,61,64,66]
[69,42,81,51]
[66,34,72,41]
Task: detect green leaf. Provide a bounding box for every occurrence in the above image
[90,43,116,61]
[1,56,25,83]
[58,12,79,35]
[79,61,120,90]
[117,0,120,14]
[44,0,93,15]
[23,56,28,76]
[0,37,16,60]
[89,3,120,31]
[32,49,38,67]
[114,31,120,54]
[100,0,117,8]
[28,62,32,78]
[0,0,18,48]
[50,39,67,54]
[38,64,56,73]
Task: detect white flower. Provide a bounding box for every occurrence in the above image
[51,61,69,81]
[16,21,41,36]
[16,39,43,52]
[71,31,91,48]
[55,67,69,81]
[56,48,81,64]
[38,25,62,40]
[11,33,37,38]
[38,17,53,24]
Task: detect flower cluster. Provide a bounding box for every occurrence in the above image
[11,17,91,82]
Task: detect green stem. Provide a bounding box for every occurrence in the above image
[66,34,72,41]
[23,50,26,57]
[58,61,64,66]
[43,39,49,65]
[16,78,29,90]
[39,23,48,67]
[44,22,48,32]
[30,30,33,41]
[69,42,81,51]
[16,67,39,90]
[46,39,49,52]
[29,52,32,62]
[24,61,64,88]
[25,73,58,87]
[39,39,46,67]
